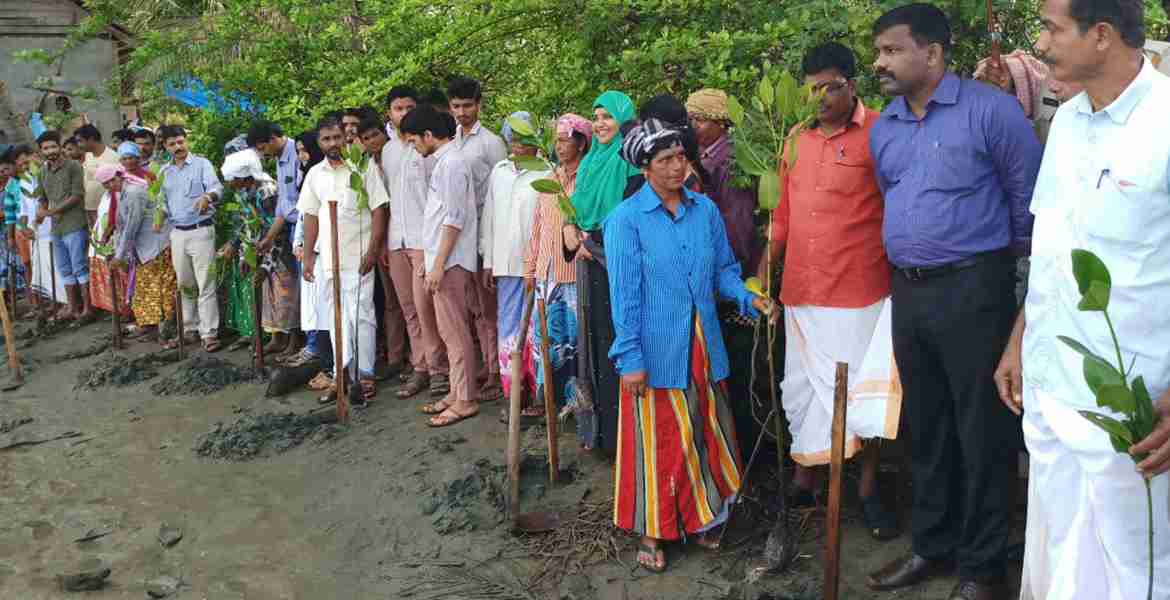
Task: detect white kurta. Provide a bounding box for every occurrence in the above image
[1020,60,1170,600]
[781,298,901,466]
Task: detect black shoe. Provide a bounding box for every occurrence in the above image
[866,553,950,591]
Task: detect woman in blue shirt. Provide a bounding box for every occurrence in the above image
[604,119,775,573]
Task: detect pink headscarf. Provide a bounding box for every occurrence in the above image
[556,113,592,141]
[974,50,1050,119]
[94,164,124,185]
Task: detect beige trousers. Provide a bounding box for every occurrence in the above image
[432,266,480,406]
[389,248,448,376]
[170,226,219,339]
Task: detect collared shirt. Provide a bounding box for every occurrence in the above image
[275,137,301,223]
[1023,60,1170,414]
[161,154,223,227]
[525,165,579,283]
[774,101,889,308]
[604,182,758,389]
[297,159,390,273]
[19,176,50,238]
[870,72,1043,268]
[481,159,550,277]
[455,121,508,216]
[82,147,120,211]
[383,130,434,251]
[3,178,20,226]
[699,133,759,270]
[423,141,478,273]
[114,182,171,264]
[38,159,87,236]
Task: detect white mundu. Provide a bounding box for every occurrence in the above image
[1020,59,1170,600]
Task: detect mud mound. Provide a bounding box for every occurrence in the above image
[75,352,180,390]
[193,410,344,461]
[53,336,112,361]
[419,458,507,534]
[150,355,260,396]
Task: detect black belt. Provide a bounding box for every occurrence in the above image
[895,248,1013,281]
[174,218,214,232]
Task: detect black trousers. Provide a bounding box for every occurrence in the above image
[890,254,1022,581]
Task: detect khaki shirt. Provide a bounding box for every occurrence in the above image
[37,159,86,236]
[82,148,120,211]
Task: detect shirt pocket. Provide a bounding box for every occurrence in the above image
[1075,173,1170,281]
[822,155,871,196]
[187,176,205,198]
[929,143,986,192]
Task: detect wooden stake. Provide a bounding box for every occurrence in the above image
[109,261,122,350]
[174,286,185,358]
[824,362,849,600]
[328,201,349,424]
[49,240,57,311]
[0,279,23,384]
[537,297,558,485]
[987,0,1001,67]
[507,286,537,516]
[252,270,264,370]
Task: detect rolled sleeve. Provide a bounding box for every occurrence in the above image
[603,209,646,376]
[985,95,1042,254]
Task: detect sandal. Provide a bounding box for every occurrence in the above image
[861,494,900,541]
[420,400,451,415]
[307,372,334,392]
[479,383,504,404]
[429,375,451,398]
[396,371,430,398]
[160,332,198,350]
[497,408,542,429]
[360,378,376,401]
[203,337,222,353]
[694,531,722,552]
[636,541,667,573]
[427,405,479,428]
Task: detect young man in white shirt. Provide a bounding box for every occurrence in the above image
[298,116,390,405]
[400,104,482,428]
[449,76,508,401]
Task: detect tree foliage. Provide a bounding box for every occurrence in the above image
[58,0,1170,154]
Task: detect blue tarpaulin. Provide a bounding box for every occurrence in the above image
[163,77,263,114]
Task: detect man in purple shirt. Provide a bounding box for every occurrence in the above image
[864,5,1042,600]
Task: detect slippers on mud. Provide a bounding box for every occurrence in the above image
[307,372,334,392]
[203,338,222,353]
[636,542,667,573]
[427,406,479,428]
[420,401,451,415]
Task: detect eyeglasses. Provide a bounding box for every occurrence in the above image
[811,80,850,96]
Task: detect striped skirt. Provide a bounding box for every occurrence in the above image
[613,315,743,541]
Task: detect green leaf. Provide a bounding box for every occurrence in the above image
[1132,376,1158,438]
[530,178,563,194]
[758,75,774,110]
[735,140,770,177]
[1078,410,1135,446]
[1096,384,1136,414]
[506,115,536,138]
[512,156,550,172]
[1083,354,1125,395]
[758,170,780,210]
[751,96,766,114]
[1076,279,1110,312]
[244,246,258,270]
[1058,335,1110,363]
[1071,249,1111,296]
[556,193,577,224]
[727,96,745,127]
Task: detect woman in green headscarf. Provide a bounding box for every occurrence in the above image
[561,90,639,454]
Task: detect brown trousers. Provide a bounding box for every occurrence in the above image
[432,266,481,406]
[377,259,406,366]
[470,262,499,378]
[388,248,448,376]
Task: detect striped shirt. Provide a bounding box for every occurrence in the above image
[604,182,757,389]
[524,165,578,283]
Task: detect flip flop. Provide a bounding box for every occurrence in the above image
[427,406,479,428]
[420,400,451,415]
[636,541,667,574]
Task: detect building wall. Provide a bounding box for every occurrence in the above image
[0,0,122,140]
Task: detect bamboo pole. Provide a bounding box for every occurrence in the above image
[174,286,185,358]
[987,0,1001,67]
[252,270,264,370]
[0,278,23,385]
[507,286,537,516]
[328,201,349,424]
[537,296,558,485]
[49,241,58,316]
[109,261,122,349]
[824,362,849,600]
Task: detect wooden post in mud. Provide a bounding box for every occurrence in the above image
[824,362,849,600]
[328,201,349,424]
[49,241,58,314]
[0,280,23,385]
[109,263,122,349]
[537,297,558,485]
[252,273,264,370]
[174,287,185,358]
[507,287,537,515]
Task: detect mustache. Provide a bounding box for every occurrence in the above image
[875,69,896,80]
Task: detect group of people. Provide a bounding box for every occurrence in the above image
[4,1,1170,598]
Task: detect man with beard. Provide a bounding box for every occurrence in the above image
[995,1,1170,598]
[449,76,508,402]
[298,116,389,405]
[159,125,224,352]
[864,4,1043,599]
[34,131,92,322]
[132,128,159,169]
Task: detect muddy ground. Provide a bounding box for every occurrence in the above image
[0,315,1024,599]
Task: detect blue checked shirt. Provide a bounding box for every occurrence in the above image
[604,182,757,389]
[161,154,223,227]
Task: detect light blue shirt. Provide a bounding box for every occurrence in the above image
[275,137,301,223]
[161,154,223,227]
[604,182,757,389]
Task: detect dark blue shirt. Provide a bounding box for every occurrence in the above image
[870,73,1042,268]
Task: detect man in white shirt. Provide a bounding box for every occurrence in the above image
[400,104,481,428]
[995,1,1170,598]
[76,124,120,227]
[298,116,390,405]
[481,111,549,400]
[449,76,508,401]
